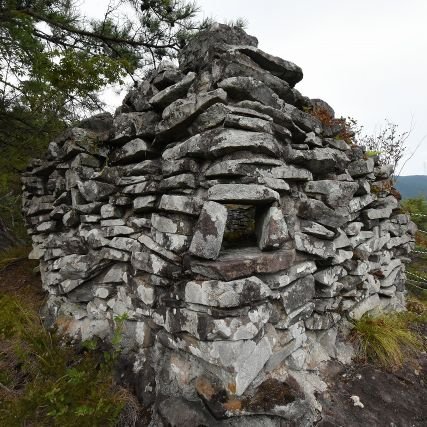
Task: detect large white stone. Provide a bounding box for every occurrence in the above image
[189,201,227,260]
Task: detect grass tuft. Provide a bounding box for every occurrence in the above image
[0,293,131,426]
[352,312,422,369]
[0,245,31,270]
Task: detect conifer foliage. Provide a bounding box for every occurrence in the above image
[0,0,201,236]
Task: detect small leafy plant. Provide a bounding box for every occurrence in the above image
[365,150,382,157]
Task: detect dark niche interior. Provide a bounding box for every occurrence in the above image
[222,204,258,249]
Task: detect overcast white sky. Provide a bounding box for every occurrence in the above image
[83,0,427,176]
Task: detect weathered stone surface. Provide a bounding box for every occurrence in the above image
[189,202,227,260]
[151,213,193,235]
[152,230,191,254]
[109,138,157,164]
[164,304,271,341]
[133,195,157,212]
[257,206,288,250]
[260,261,317,289]
[80,214,101,223]
[157,397,216,427]
[347,158,375,177]
[152,67,183,90]
[122,180,159,195]
[294,232,336,259]
[178,22,258,72]
[216,51,299,103]
[159,173,197,191]
[234,45,303,86]
[304,180,359,208]
[162,158,199,177]
[363,207,393,220]
[149,72,196,109]
[100,204,122,219]
[111,111,159,143]
[63,210,80,227]
[348,194,376,213]
[224,114,274,134]
[184,276,271,308]
[334,229,351,249]
[158,195,202,216]
[205,157,282,178]
[314,266,347,286]
[100,218,125,226]
[52,253,110,282]
[208,184,279,204]
[348,294,381,320]
[101,247,130,262]
[300,220,335,240]
[159,330,273,396]
[280,275,315,314]
[305,313,341,330]
[325,138,350,151]
[257,176,290,192]
[138,235,181,264]
[272,165,313,181]
[344,221,364,236]
[156,89,227,141]
[131,250,182,279]
[124,159,161,176]
[103,225,135,237]
[291,147,350,174]
[163,128,283,160]
[78,112,113,136]
[209,129,283,158]
[218,76,282,108]
[190,247,296,281]
[298,199,348,229]
[77,180,116,202]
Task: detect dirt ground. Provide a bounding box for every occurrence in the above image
[317,329,427,427]
[0,258,45,309]
[1,259,426,427]
[317,358,427,427]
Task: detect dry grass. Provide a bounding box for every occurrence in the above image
[352,311,423,369]
[0,245,31,270]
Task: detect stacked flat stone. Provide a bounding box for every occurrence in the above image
[22,24,416,426]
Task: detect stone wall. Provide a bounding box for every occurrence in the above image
[22,23,416,426]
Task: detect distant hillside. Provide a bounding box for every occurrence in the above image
[395,175,427,199]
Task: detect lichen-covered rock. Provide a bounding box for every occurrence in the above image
[184,276,271,307]
[257,206,288,250]
[208,184,280,204]
[218,76,282,108]
[233,45,303,86]
[189,201,227,260]
[149,71,196,109]
[156,88,227,141]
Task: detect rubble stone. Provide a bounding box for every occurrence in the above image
[22,23,412,425]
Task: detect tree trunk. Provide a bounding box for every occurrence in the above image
[0,217,19,251]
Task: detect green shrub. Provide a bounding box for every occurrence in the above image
[401,196,427,232]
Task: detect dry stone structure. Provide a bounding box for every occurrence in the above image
[22,24,416,426]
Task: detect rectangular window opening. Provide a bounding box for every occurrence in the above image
[222,204,258,249]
